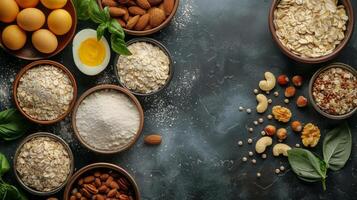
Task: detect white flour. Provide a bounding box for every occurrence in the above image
[75,89,140,151]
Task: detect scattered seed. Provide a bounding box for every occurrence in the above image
[261,131,266,136]
[262,154,267,159]
[254,89,259,94]
[247,138,253,144]
[257,172,261,178]
[242,157,248,162]
[253,121,258,126]
[274,91,279,97]
[248,128,254,132]
[239,106,244,111]
[258,118,264,123]
[284,99,290,104]
[268,99,273,104]
[280,166,285,171]
[295,143,301,148]
[266,91,270,95]
[246,108,252,114]
[267,114,273,120]
[248,151,254,156]
[252,159,257,164]
[238,141,243,146]
[275,169,280,174]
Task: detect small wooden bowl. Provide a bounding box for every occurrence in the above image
[114,37,173,96]
[71,84,144,154]
[269,0,354,64]
[0,0,77,60]
[309,63,357,120]
[97,0,180,36]
[14,132,74,196]
[63,163,140,200]
[13,60,78,125]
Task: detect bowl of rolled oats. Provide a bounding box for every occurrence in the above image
[269,0,354,64]
[14,132,74,196]
[114,37,173,96]
[13,60,78,124]
[309,63,357,120]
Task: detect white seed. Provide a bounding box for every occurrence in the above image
[254,89,259,94]
[251,159,257,164]
[257,172,261,178]
[261,131,266,136]
[238,141,243,146]
[275,169,280,174]
[262,154,267,159]
[258,118,264,123]
[239,106,244,111]
[266,91,270,95]
[295,143,301,148]
[247,138,253,144]
[267,114,273,120]
[248,151,254,156]
[284,99,290,104]
[274,91,279,97]
[246,108,252,114]
[242,157,248,162]
[280,166,285,171]
[253,121,258,126]
[248,128,254,132]
[268,99,273,104]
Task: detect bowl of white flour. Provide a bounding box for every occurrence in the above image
[72,84,144,154]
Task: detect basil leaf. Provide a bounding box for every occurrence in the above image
[108,19,125,40]
[111,35,132,55]
[73,0,91,20]
[288,148,326,182]
[0,153,10,177]
[1,184,27,200]
[0,109,29,141]
[323,123,352,171]
[88,0,109,24]
[97,23,108,40]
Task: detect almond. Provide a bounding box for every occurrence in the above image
[98,185,108,193]
[109,181,120,189]
[127,0,137,6]
[149,8,165,27]
[126,15,140,29]
[144,134,162,145]
[116,18,126,28]
[83,176,95,184]
[128,6,146,15]
[107,189,117,198]
[96,195,105,200]
[109,7,127,17]
[134,14,150,31]
[163,0,174,15]
[148,0,162,6]
[144,24,152,30]
[99,173,109,181]
[118,0,130,3]
[102,0,119,7]
[123,7,130,21]
[136,0,151,9]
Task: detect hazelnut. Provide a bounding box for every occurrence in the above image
[276,128,288,141]
[264,125,276,136]
[296,96,308,107]
[291,121,302,132]
[277,74,289,86]
[284,86,296,98]
[292,75,303,87]
[69,196,76,200]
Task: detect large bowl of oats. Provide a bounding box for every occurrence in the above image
[14,132,74,196]
[269,0,354,64]
[13,60,78,124]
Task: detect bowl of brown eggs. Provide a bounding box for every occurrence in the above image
[0,0,77,60]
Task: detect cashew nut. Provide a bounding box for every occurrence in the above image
[256,94,268,113]
[255,136,273,154]
[272,143,291,157]
[259,72,276,91]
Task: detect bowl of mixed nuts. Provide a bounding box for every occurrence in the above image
[309,63,357,120]
[13,60,78,125]
[269,0,354,64]
[63,162,140,200]
[98,0,179,36]
[13,132,74,196]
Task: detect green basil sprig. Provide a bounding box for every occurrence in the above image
[0,153,27,200]
[0,109,29,141]
[288,123,352,191]
[73,0,131,55]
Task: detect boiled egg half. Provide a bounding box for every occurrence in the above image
[72,29,110,76]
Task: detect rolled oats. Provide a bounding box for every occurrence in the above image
[274,0,348,58]
[117,42,170,94]
[17,65,74,121]
[16,136,71,192]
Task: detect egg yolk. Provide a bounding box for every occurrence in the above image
[78,38,106,67]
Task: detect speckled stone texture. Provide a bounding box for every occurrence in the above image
[0,0,356,199]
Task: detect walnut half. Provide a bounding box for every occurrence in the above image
[301,123,321,148]
[272,105,292,123]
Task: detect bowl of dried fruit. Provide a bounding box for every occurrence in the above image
[98,0,179,36]
[309,63,357,120]
[13,60,78,125]
[14,132,74,196]
[63,162,140,200]
[269,0,354,64]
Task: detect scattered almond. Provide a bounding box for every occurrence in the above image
[137,0,151,9]
[128,6,146,15]
[144,134,162,145]
[109,7,127,17]
[149,8,165,27]
[135,13,150,30]
[163,0,174,15]
[102,0,119,7]
[116,18,126,28]
[127,15,140,29]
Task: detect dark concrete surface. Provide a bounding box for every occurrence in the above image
[0,0,356,199]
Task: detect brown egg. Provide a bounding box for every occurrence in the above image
[16,0,40,8]
[17,8,45,32]
[32,29,58,54]
[0,0,19,23]
[47,9,72,35]
[1,25,27,50]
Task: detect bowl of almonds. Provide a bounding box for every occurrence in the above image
[269,0,354,64]
[98,0,179,36]
[63,163,140,200]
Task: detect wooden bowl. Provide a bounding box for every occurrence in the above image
[14,132,74,196]
[13,60,78,125]
[269,0,354,64]
[97,0,180,36]
[63,163,140,200]
[0,0,77,60]
[71,84,144,154]
[114,37,173,96]
[308,63,357,120]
